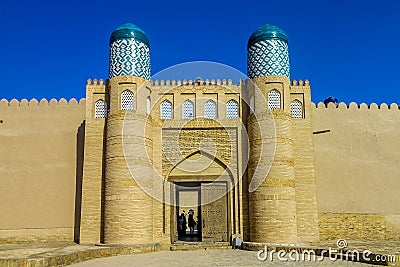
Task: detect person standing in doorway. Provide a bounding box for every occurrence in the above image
[178,210,187,237]
[188,209,196,235]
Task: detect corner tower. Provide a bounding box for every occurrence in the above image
[247,24,298,243]
[104,23,154,244]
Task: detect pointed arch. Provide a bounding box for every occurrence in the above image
[182,100,194,119]
[290,99,303,118]
[121,90,134,110]
[160,100,172,119]
[226,99,239,118]
[268,89,281,110]
[166,150,235,184]
[204,99,217,119]
[94,100,107,118]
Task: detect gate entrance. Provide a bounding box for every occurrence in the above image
[201,182,228,242]
[175,182,228,242]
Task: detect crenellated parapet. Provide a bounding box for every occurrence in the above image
[291,79,310,86]
[0,98,85,109]
[290,79,310,93]
[86,78,107,93]
[87,78,105,86]
[313,101,400,110]
[151,78,243,87]
[151,79,243,95]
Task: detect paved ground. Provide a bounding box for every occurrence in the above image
[310,241,400,255]
[0,242,98,259]
[69,249,385,267]
[1,241,399,266]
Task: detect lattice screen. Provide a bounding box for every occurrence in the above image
[182,100,194,119]
[121,90,134,110]
[160,100,172,119]
[226,100,239,118]
[268,90,281,110]
[290,100,303,119]
[95,100,107,118]
[204,100,217,119]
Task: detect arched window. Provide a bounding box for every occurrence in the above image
[121,90,134,110]
[290,99,303,119]
[249,95,255,114]
[204,100,217,119]
[95,100,107,118]
[182,100,194,119]
[226,100,239,118]
[268,89,281,110]
[146,96,151,115]
[160,100,172,119]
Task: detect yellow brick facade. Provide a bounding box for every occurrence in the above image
[1,23,400,247]
[77,74,322,246]
[1,77,399,245]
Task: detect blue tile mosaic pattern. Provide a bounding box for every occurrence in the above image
[248,24,288,47]
[247,25,290,79]
[110,23,150,47]
[109,24,151,80]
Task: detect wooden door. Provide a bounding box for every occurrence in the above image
[201,182,228,242]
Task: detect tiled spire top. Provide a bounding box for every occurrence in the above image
[247,24,290,78]
[110,23,150,48]
[248,24,288,48]
[109,23,151,80]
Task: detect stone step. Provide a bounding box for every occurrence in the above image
[170,242,231,251]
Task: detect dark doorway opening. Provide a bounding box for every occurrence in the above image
[175,181,229,242]
[176,182,201,242]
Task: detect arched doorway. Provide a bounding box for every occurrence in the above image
[167,151,234,243]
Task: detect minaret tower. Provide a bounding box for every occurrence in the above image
[104,23,154,244]
[247,24,298,243]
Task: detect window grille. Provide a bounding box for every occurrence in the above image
[250,95,255,114]
[182,100,194,119]
[146,96,151,114]
[204,100,217,119]
[95,100,107,118]
[226,100,239,118]
[268,90,281,110]
[160,100,173,119]
[290,99,303,119]
[121,90,134,110]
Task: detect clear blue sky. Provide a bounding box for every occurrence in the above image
[0,0,399,104]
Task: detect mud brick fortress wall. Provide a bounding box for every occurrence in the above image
[1,84,399,244]
[313,102,400,241]
[0,23,399,245]
[0,98,85,243]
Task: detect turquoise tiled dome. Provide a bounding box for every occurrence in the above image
[247,24,288,48]
[110,23,150,47]
[109,23,151,80]
[247,24,290,79]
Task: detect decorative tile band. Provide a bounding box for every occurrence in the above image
[109,38,150,80]
[247,39,290,78]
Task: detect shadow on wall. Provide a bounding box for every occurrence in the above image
[74,121,85,243]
